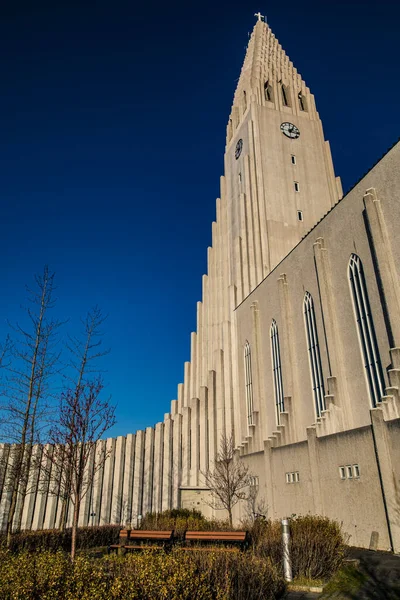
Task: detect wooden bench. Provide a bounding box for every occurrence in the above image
[122,530,174,552]
[182,530,249,551]
[108,529,130,554]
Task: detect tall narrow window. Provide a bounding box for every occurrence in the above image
[281,84,290,107]
[264,80,273,102]
[348,254,385,407]
[244,341,254,426]
[304,292,325,418]
[270,320,284,424]
[243,90,247,110]
[298,92,307,111]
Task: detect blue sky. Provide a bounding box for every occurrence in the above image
[0,0,399,438]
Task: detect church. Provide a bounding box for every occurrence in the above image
[1,15,399,553]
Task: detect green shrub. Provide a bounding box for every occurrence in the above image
[0,525,120,553]
[0,549,284,600]
[140,509,232,537]
[251,515,345,581]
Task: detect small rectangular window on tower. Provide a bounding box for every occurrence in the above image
[294,181,300,192]
[291,155,296,165]
[353,464,360,478]
[339,466,346,479]
[297,210,303,222]
[346,465,353,479]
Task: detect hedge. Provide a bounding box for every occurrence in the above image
[0,525,120,553]
[0,549,285,600]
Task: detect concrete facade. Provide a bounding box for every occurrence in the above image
[0,18,399,552]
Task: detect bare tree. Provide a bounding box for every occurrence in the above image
[244,477,268,523]
[45,378,115,560]
[57,307,109,531]
[0,266,62,545]
[201,434,251,527]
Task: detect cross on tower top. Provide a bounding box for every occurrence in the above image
[254,11,265,22]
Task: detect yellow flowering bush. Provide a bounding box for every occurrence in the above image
[0,548,284,599]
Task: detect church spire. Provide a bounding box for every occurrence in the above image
[227,18,315,144]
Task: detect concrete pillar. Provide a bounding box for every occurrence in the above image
[370,408,400,552]
[152,422,164,513]
[214,350,226,444]
[223,320,234,440]
[121,433,135,526]
[189,398,200,486]
[196,302,204,389]
[171,413,182,508]
[111,436,126,524]
[248,119,264,284]
[263,440,275,519]
[177,383,184,414]
[183,362,191,408]
[207,370,217,467]
[43,445,59,530]
[0,444,10,505]
[0,446,15,532]
[131,430,145,523]
[142,427,155,515]
[306,427,323,514]
[33,444,52,530]
[190,332,197,401]
[277,274,300,441]
[313,238,350,425]
[364,188,400,348]
[181,406,191,487]
[162,415,173,511]
[19,445,42,531]
[244,155,257,290]
[91,439,106,526]
[78,444,96,527]
[100,437,116,525]
[199,386,209,474]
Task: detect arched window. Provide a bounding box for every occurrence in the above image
[264,81,273,102]
[304,292,325,418]
[244,341,254,426]
[298,92,307,111]
[281,84,290,107]
[243,90,247,110]
[270,320,284,424]
[348,254,385,407]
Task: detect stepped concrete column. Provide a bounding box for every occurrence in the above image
[171,412,182,508]
[111,436,126,524]
[370,408,400,552]
[181,407,191,487]
[207,370,217,467]
[122,433,135,526]
[162,415,173,511]
[131,430,145,524]
[189,398,200,486]
[313,237,350,427]
[152,422,164,513]
[91,439,106,527]
[20,445,42,531]
[199,386,209,475]
[142,427,155,515]
[364,188,400,348]
[101,438,116,525]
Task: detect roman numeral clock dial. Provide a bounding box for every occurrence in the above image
[280,122,300,139]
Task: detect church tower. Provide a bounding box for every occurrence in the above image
[174,15,343,489]
[225,16,342,304]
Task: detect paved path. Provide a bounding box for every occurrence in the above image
[284,548,400,600]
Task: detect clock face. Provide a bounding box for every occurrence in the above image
[235,138,243,159]
[280,122,300,139]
